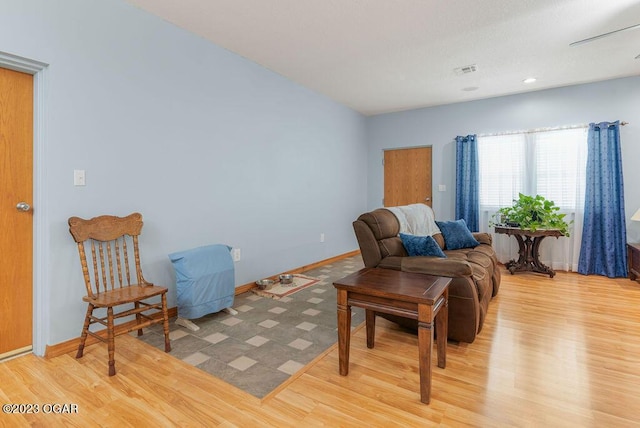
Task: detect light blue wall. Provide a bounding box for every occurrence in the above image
[3,0,638,349]
[0,0,367,345]
[366,76,640,239]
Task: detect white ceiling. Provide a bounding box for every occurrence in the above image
[124,0,640,116]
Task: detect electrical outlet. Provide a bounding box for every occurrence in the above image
[320,233,325,243]
[438,184,446,192]
[232,248,241,262]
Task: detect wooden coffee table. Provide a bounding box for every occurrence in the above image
[333,268,450,404]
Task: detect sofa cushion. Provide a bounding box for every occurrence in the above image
[399,233,446,258]
[435,219,480,250]
[400,257,473,277]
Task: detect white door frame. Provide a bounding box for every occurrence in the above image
[0,51,49,356]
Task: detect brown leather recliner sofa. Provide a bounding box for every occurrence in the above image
[353,208,501,343]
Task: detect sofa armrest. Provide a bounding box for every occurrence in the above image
[473,232,492,246]
[400,256,473,277]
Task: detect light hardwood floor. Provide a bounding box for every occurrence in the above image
[1,267,639,427]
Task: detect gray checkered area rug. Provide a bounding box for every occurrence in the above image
[136,256,365,398]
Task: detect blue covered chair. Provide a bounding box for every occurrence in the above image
[168,244,236,330]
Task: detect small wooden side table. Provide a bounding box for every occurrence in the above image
[333,268,450,404]
[494,226,564,278]
[627,243,640,281]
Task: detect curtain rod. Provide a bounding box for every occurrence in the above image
[478,121,628,138]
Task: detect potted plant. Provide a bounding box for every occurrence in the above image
[491,193,571,236]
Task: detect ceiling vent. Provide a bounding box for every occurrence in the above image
[454,64,478,75]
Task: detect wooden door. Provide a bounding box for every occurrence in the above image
[384,146,432,207]
[0,67,34,359]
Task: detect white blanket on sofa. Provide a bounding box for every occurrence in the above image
[385,204,441,236]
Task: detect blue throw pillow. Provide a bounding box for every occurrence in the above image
[399,233,446,258]
[435,219,480,250]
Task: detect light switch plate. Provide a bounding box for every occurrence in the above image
[74,169,86,186]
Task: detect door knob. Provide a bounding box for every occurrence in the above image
[16,202,31,212]
[425,197,431,201]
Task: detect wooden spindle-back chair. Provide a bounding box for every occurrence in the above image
[68,212,171,376]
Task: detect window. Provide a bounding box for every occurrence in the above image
[478,128,588,210]
[478,134,526,208]
[534,129,587,209]
[477,127,588,272]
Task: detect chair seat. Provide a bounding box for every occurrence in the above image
[82,285,167,307]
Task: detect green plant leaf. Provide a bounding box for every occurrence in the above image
[490,194,572,236]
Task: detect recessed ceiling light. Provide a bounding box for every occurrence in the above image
[462,86,479,92]
[523,78,537,84]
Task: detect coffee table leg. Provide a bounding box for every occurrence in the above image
[337,289,351,376]
[365,309,376,349]
[417,304,434,404]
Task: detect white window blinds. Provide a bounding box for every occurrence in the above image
[478,128,587,209]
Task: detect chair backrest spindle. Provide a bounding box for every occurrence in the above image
[105,240,114,289]
[98,241,108,291]
[132,235,144,285]
[90,241,102,295]
[114,237,123,287]
[123,237,132,286]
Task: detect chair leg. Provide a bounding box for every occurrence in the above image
[106,306,116,376]
[76,304,94,359]
[134,301,143,336]
[161,293,171,353]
